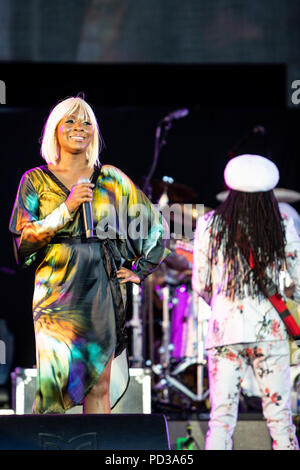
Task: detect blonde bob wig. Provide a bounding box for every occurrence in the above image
[40,96,104,168]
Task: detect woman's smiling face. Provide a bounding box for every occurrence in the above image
[56,111,94,154]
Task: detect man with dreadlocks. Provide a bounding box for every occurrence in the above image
[192,154,300,450]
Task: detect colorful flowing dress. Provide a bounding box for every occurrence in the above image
[9,164,169,414]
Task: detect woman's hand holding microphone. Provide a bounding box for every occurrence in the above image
[65,181,94,214]
[65,181,140,285]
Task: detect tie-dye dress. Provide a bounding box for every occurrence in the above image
[9,164,169,414]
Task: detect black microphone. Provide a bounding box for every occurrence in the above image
[162,108,189,122]
[77,177,94,238]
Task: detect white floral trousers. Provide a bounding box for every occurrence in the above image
[206,340,299,450]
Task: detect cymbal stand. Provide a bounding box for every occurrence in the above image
[128,283,144,367]
[152,286,172,401]
[153,286,209,404]
[161,286,171,369]
[195,293,209,400]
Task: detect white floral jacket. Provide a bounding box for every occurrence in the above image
[192,211,300,350]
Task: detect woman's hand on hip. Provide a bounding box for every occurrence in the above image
[117,267,141,284]
[65,182,94,213]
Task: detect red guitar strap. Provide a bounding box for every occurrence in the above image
[267,292,300,339]
[248,248,300,340]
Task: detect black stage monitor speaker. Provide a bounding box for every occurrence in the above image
[0,414,170,450]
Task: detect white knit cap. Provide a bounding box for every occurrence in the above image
[224,154,279,192]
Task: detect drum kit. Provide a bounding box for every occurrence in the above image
[128,177,213,412]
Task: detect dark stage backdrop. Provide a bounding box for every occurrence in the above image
[0,62,300,372]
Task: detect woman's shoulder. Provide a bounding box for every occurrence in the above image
[100,164,126,178]
[21,165,47,177]
[99,164,134,189]
[18,165,50,188]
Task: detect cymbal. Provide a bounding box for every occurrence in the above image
[216,188,300,203]
[151,179,198,203]
[273,188,300,203]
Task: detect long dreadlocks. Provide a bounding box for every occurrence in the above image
[207,190,286,300]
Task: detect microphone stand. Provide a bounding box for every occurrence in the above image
[128,118,172,368]
[142,119,173,198]
[228,129,254,159]
[138,117,173,383]
[227,125,266,159]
